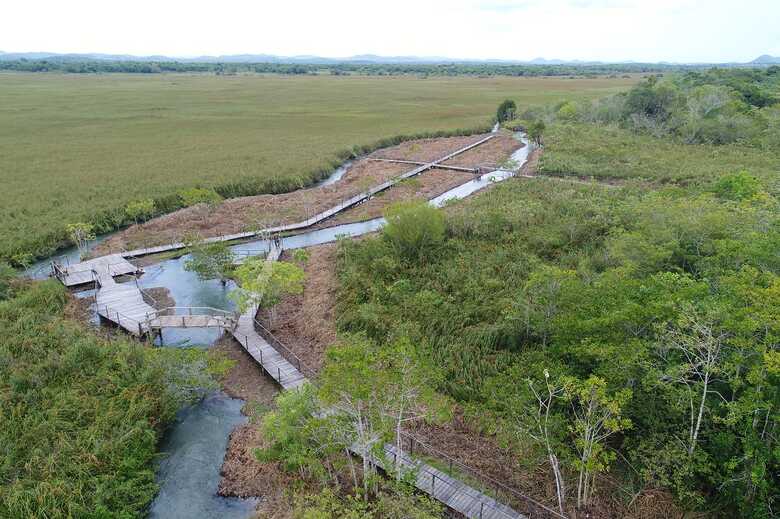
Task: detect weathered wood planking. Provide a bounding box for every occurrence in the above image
[147,314,235,330]
[94,275,155,336]
[227,245,527,519]
[117,134,495,259]
[54,254,140,287]
[369,157,478,173]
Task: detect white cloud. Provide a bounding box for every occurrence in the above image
[0,0,777,62]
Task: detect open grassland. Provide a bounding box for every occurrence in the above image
[0,73,637,262]
[539,122,780,191]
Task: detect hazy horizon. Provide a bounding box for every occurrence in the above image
[2,0,779,64]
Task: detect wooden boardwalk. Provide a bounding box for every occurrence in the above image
[147,314,235,331]
[227,244,307,390]
[378,443,524,519]
[54,253,140,287]
[226,244,527,519]
[95,274,156,336]
[116,134,495,260]
[369,157,479,173]
[51,133,541,519]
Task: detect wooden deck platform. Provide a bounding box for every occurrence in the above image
[54,253,140,287]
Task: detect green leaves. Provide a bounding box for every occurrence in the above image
[230,256,305,314]
[382,200,445,264]
[183,238,235,284]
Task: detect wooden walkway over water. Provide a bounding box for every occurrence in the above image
[53,253,140,287]
[94,269,156,336]
[96,134,496,261]
[50,132,551,519]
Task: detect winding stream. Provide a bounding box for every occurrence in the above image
[27,131,530,518]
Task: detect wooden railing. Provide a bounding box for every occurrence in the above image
[249,312,564,519]
[399,432,567,519]
[252,318,319,379]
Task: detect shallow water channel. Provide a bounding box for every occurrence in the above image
[28,132,530,518]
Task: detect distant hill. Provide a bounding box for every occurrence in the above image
[752,54,780,64]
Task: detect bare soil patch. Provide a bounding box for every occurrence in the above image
[372,134,490,163]
[317,169,474,227]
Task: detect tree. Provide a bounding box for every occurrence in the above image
[318,335,449,492]
[494,367,568,515]
[525,370,567,515]
[519,266,577,346]
[712,170,763,201]
[183,237,235,286]
[382,201,445,263]
[379,337,450,481]
[526,119,546,146]
[124,199,155,225]
[496,99,517,123]
[230,257,305,325]
[318,336,387,497]
[658,306,727,456]
[65,222,95,259]
[557,101,578,121]
[258,384,339,484]
[563,375,631,509]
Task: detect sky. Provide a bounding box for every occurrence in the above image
[2,0,778,63]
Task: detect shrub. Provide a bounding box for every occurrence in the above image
[178,187,223,207]
[712,170,763,201]
[382,200,445,263]
[496,99,517,123]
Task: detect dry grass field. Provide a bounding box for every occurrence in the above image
[0,72,637,261]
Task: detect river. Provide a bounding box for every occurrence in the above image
[27,131,530,518]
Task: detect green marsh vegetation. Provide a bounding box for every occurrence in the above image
[331,71,780,517]
[0,273,232,518]
[0,73,636,264]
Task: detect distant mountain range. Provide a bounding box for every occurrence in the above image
[752,54,780,64]
[0,50,776,66]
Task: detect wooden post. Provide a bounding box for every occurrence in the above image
[277,367,281,382]
[431,473,436,496]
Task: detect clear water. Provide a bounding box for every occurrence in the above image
[136,257,237,347]
[147,392,258,519]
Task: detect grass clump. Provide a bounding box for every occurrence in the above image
[0,280,219,518]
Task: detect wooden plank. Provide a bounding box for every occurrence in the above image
[117,135,495,259]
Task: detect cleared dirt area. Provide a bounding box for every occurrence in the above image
[441,133,521,169]
[91,132,520,257]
